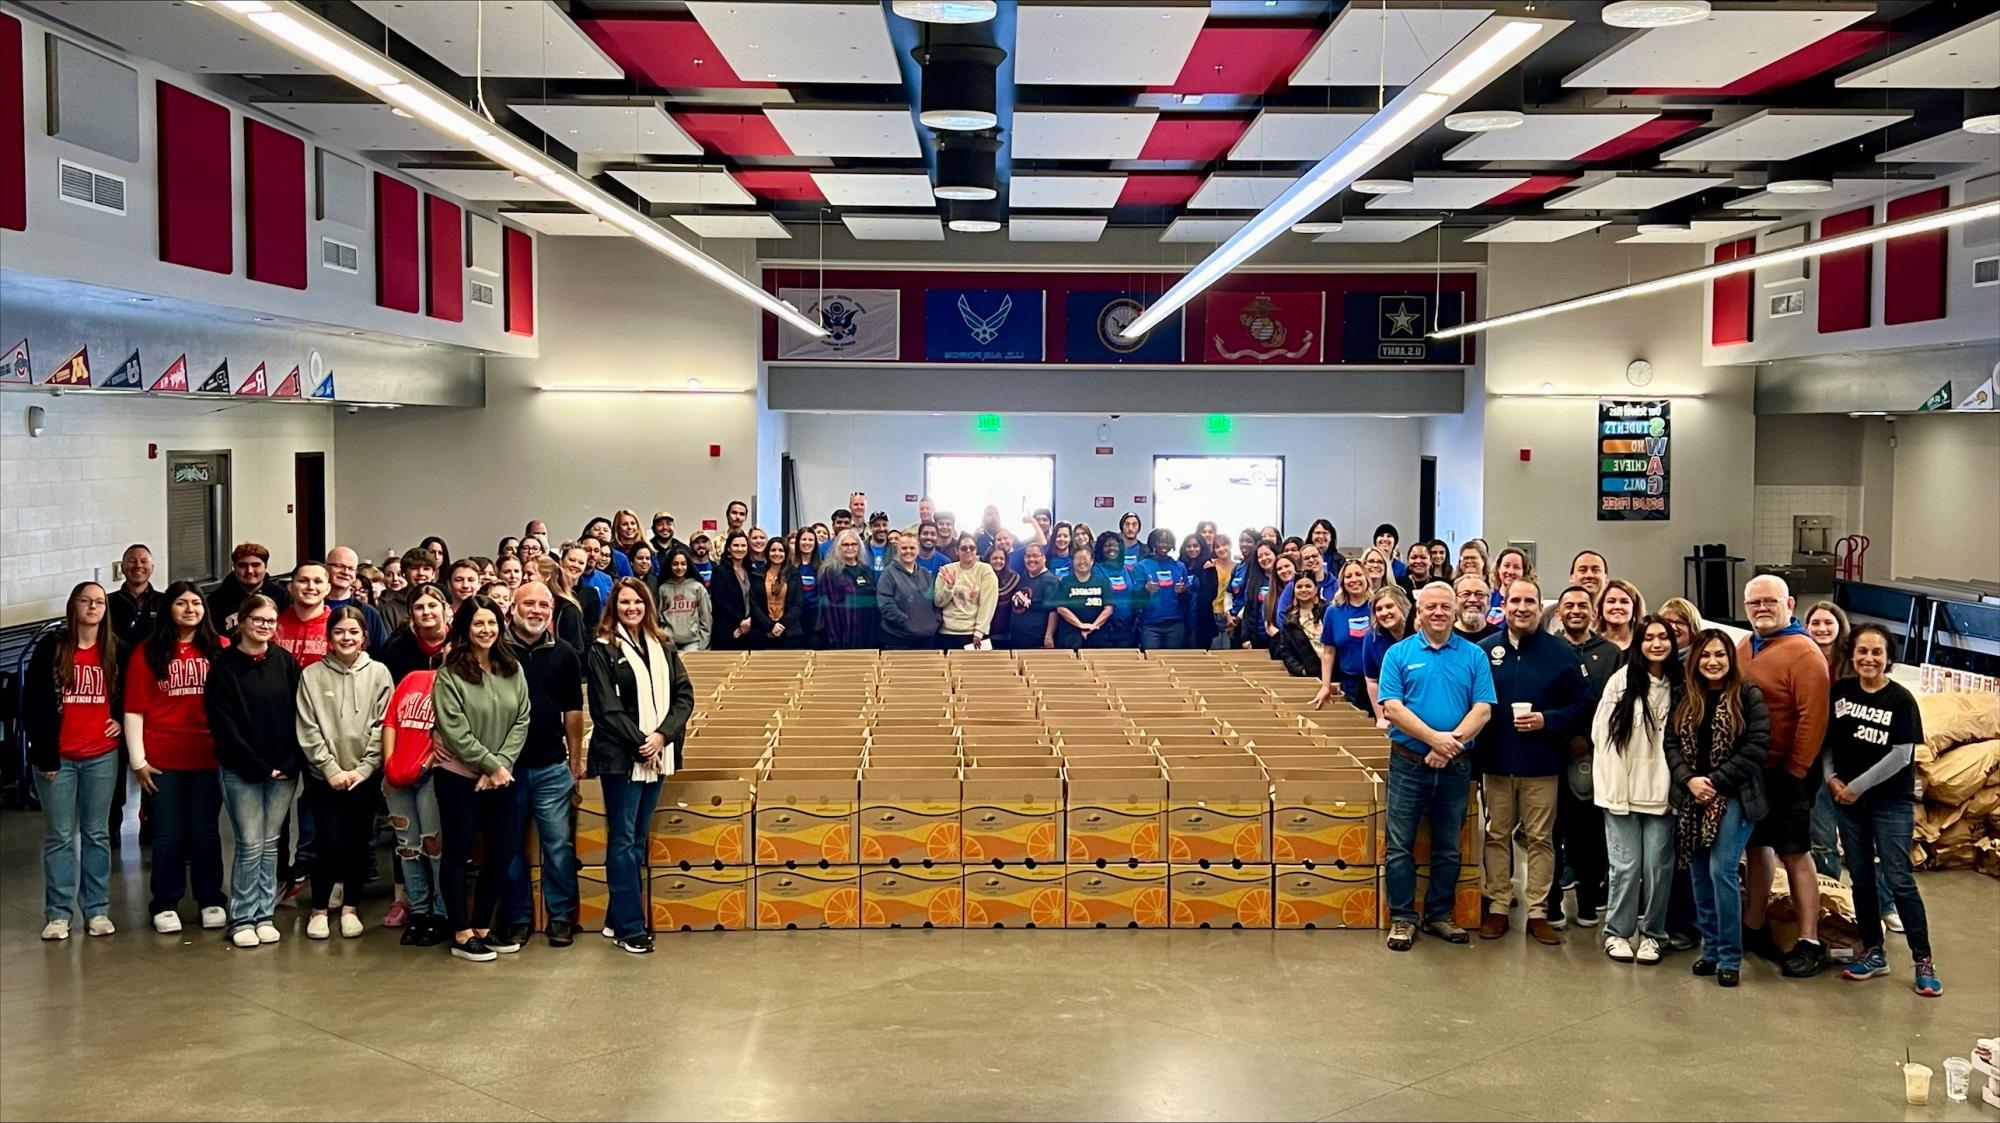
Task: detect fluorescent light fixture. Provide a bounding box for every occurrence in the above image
[1292,221,1344,234]
[1600,1,1711,28]
[1432,198,2000,340]
[1444,109,1525,133]
[216,0,271,11]
[1964,114,2000,135]
[1352,179,1414,195]
[891,0,997,24]
[377,84,488,140]
[1119,16,1565,340]
[470,133,559,180]
[948,218,1002,233]
[1497,391,1709,399]
[245,12,393,86]
[1767,179,1833,194]
[536,385,749,395]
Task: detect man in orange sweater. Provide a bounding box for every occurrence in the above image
[1736,574,1832,978]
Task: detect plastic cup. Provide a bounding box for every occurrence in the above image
[1512,702,1532,719]
[1903,1062,1932,1106]
[1943,1057,1971,1102]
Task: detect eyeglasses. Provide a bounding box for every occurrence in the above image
[246,616,279,627]
[76,598,107,608]
[1744,598,1783,609]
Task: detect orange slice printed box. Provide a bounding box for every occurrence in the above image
[755,768,859,867]
[1165,766,1270,867]
[575,779,610,867]
[960,766,1064,866]
[1270,770,1381,868]
[1377,788,1482,866]
[858,767,962,866]
[1065,863,1169,929]
[648,866,753,932]
[1168,865,1272,929]
[962,865,1067,928]
[1274,865,1381,930]
[860,864,964,929]
[1065,766,1166,865]
[1409,865,1482,929]
[647,769,756,870]
[754,866,861,929]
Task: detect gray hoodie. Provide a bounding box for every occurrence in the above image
[657,577,713,651]
[877,561,940,641]
[296,652,392,781]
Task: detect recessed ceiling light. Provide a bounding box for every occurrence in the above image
[948,217,1002,233]
[1767,179,1834,194]
[1444,109,1525,133]
[1352,179,1414,195]
[1601,1,1711,28]
[1539,381,1555,393]
[687,378,701,390]
[936,184,997,201]
[1292,221,1344,234]
[891,0,997,23]
[1964,114,2000,135]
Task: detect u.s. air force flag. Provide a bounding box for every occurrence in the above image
[776,287,900,360]
[924,288,1044,362]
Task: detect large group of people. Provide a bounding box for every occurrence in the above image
[21,497,1940,993]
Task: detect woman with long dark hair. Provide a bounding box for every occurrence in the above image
[1592,616,1683,965]
[1234,542,1277,649]
[1361,584,1412,723]
[420,536,452,572]
[26,582,124,940]
[1177,533,1211,649]
[987,543,1020,649]
[125,581,227,935]
[656,547,713,652]
[791,527,821,648]
[205,594,303,948]
[1274,574,1327,678]
[751,537,804,649]
[430,597,530,962]
[707,531,755,651]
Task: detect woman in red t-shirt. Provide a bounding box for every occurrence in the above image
[25,582,124,941]
[124,581,228,935]
[382,668,447,946]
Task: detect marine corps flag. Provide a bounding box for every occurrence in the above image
[149,355,190,393]
[0,338,29,383]
[196,359,231,394]
[43,346,91,387]
[271,365,302,398]
[235,362,267,396]
[102,350,143,390]
[1203,291,1323,363]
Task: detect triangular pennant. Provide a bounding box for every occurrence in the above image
[196,359,231,394]
[0,338,30,383]
[1955,374,1995,412]
[310,370,337,400]
[1917,381,1952,412]
[102,350,143,390]
[271,364,302,398]
[43,346,91,387]
[149,355,190,393]
[235,362,267,396]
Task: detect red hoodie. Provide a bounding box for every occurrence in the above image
[275,606,330,667]
[124,643,217,770]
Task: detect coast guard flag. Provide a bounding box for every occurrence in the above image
[924,288,1044,362]
[776,287,899,360]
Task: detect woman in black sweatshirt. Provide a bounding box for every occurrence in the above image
[707,531,755,651]
[203,594,304,948]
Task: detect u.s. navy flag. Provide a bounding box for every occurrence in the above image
[1065,291,1183,363]
[776,287,900,360]
[1339,291,1466,363]
[925,288,1044,362]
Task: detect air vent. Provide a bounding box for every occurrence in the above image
[1768,291,1804,318]
[320,237,359,274]
[57,159,127,215]
[1975,256,1999,288]
[469,280,496,307]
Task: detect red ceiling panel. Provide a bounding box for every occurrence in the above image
[1483,175,1575,207]
[243,119,307,290]
[1117,174,1204,207]
[735,170,823,202]
[1634,28,1888,96]
[1575,116,1705,163]
[1,13,24,232]
[1138,116,1251,162]
[673,112,793,157]
[576,16,773,90]
[1148,25,1320,95]
[157,83,233,275]
[1884,187,1947,326]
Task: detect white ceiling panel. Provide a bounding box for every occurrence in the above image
[1013,111,1159,160]
[354,1,621,78]
[1617,219,1778,244]
[1228,111,1372,162]
[20,0,324,74]
[842,214,946,241]
[670,213,790,240]
[607,168,754,206]
[809,172,937,207]
[405,167,563,202]
[1662,110,1910,163]
[1837,9,2000,89]
[1875,130,2000,168]
[1310,218,1440,243]
[1444,112,1660,162]
[1009,216,1108,243]
[509,104,700,157]
[1545,173,1729,211]
[1465,218,1610,243]
[1016,5,1209,86]
[1723,178,1921,212]
[1363,175,1525,210]
[500,211,622,237]
[1009,175,1126,209]
[1564,7,1873,89]
[1161,217,1250,243]
[685,1,901,84]
[1290,4,1492,87]
[1188,174,1296,210]
[254,102,476,152]
[764,107,922,158]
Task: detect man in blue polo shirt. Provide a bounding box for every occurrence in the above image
[1377,580,1497,952]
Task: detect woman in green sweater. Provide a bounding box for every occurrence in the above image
[430,596,531,963]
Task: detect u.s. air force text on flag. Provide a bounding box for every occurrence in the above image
[776,287,901,360]
[924,289,1046,362]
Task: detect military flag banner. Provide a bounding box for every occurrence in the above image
[776,287,900,360]
[1203,291,1323,363]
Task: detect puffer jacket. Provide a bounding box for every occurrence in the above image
[1590,664,1679,815]
[1665,682,1771,822]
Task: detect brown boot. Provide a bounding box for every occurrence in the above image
[1479,911,1510,940]
[1527,917,1563,945]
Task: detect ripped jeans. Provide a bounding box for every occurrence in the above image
[384,773,444,919]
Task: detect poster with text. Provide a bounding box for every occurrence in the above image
[1597,399,1670,521]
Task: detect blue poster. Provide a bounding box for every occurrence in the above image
[924,288,1044,362]
[1064,291,1183,363]
[1338,291,1466,364]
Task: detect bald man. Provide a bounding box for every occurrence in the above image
[325,546,386,650]
[498,580,586,949]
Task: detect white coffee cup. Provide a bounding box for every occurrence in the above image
[1512,702,1532,719]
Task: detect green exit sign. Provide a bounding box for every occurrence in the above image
[976,413,1002,433]
[1206,414,1232,434]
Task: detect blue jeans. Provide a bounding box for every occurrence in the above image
[149,768,225,914]
[504,763,579,928]
[219,770,300,931]
[1384,753,1473,925]
[1838,798,1932,961]
[1603,810,1673,941]
[1687,799,1755,969]
[385,774,444,918]
[1811,779,1896,912]
[36,752,121,921]
[599,773,662,939]
[1138,620,1185,651]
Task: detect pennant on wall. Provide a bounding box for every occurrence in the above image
[235,362,267,396]
[102,350,143,390]
[149,355,189,393]
[1956,374,1994,412]
[0,338,29,383]
[43,346,91,387]
[1916,381,1952,412]
[196,359,231,394]
[310,370,336,400]
[271,364,302,398]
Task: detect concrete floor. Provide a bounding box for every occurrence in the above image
[1,810,1995,1123]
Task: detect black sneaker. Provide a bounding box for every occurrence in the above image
[450,936,496,962]
[1717,967,1740,988]
[615,933,654,955]
[485,931,524,955]
[399,923,422,947]
[1743,923,1781,963]
[1572,902,1600,929]
[546,919,575,948]
[413,917,449,947]
[1780,939,1824,979]
[1691,957,1718,977]
[1545,892,1567,930]
[497,923,533,950]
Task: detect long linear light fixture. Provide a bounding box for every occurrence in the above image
[1118,15,1567,341]
[202,1,826,338]
[1431,198,2000,339]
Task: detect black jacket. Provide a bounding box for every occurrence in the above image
[583,635,694,778]
[749,566,804,643]
[1666,682,1771,822]
[23,632,125,774]
[1273,607,1323,677]
[511,627,585,770]
[378,626,448,684]
[1477,629,1595,777]
[707,565,755,649]
[108,585,165,650]
[206,576,290,632]
[1189,564,1221,649]
[204,645,304,781]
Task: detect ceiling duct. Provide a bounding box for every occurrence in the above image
[935,133,999,201]
[915,42,1006,132]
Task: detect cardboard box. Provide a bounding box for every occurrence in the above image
[859,864,964,929]
[960,766,1064,866]
[753,866,861,929]
[1165,767,1271,867]
[1274,865,1381,930]
[1064,765,1166,864]
[1378,788,1482,866]
[647,866,753,932]
[1269,770,1381,868]
[648,769,756,869]
[1168,865,1273,929]
[1409,864,1482,929]
[755,769,859,867]
[962,865,1067,928]
[1064,863,1168,928]
[858,767,962,866]
[575,778,609,866]
[577,865,612,933]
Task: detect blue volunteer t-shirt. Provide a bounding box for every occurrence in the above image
[1103,569,1135,623]
[867,542,889,575]
[798,563,817,611]
[1376,631,1498,755]
[1319,600,1374,678]
[694,560,714,586]
[1362,627,1399,682]
[1135,557,1187,624]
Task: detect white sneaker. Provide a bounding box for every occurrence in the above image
[200,907,228,930]
[601,926,614,939]
[306,914,331,940]
[1635,937,1663,965]
[328,884,344,909]
[231,928,261,948]
[255,922,281,944]
[1884,912,1905,933]
[339,913,364,939]
[85,916,115,937]
[40,919,70,941]
[1604,934,1635,962]
[152,911,183,935]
